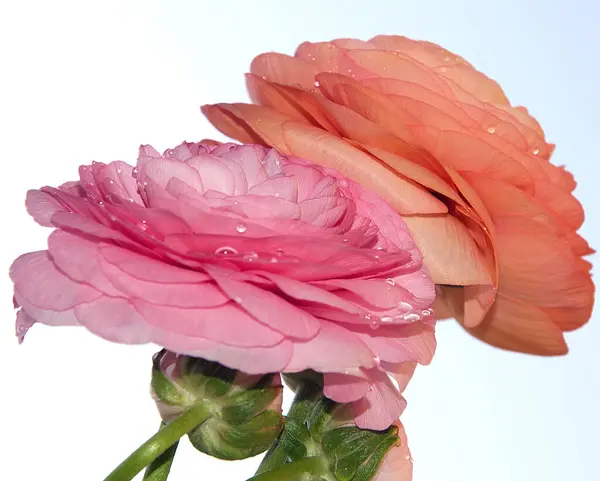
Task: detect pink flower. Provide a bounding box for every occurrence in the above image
[10,141,435,429]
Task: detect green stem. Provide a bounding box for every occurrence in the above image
[104,404,211,481]
[246,457,327,481]
[142,423,179,481]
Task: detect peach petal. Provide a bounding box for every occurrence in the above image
[403,215,491,285]
[464,294,568,355]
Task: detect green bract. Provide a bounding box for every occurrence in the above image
[151,350,284,460]
[255,373,400,481]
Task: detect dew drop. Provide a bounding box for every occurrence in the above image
[385,278,395,286]
[108,179,115,184]
[381,316,394,323]
[215,246,238,256]
[314,80,320,87]
[486,126,496,134]
[532,148,540,155]
[139,220,148,231]
[116,167,122,174]
[404,313,421,322]
[236,223,248,234]
[97,200,104,206]
[275,248,285,256]
[399,301,413,310]
[243,251,259,262]
[270,257,278,263]
[342,238,349,243]
[369,321,379,331]
[374,255,381,263]
[167,149,175,156]
[233,296,242,304]
[132,167,138,178]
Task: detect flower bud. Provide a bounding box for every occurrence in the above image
[151,350,284,460]
[256,374,400,481]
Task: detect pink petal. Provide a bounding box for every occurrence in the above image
[10,251,101,311]
[352,368,407,430]
[323,372,370,402]
[286,321,375,373]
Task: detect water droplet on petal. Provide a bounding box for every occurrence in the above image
[314,80,320,87]
[400,301,413,310]
[97,200,104,206]
[404,313,421,322]
[275,248,285,256]
[385,278,395,286]
[233,296,242,304]
[381,316,394,323]
[132,167,138,178]
[116,168,122,174]
[270,257,278,263]
[374,255,381,263]
[236,223,247,234]
[243,251,258,262]
[228,144,237,151]
[532,148,540,155]
[167,149,175,156]
[487,126,496,134]
[139,220,148,231]
[108,179,115,184]
[215,246,238,256]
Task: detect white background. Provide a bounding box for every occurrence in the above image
[1,1,598,480]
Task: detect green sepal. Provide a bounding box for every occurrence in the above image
[253,372,400,481]
[151,350,284,461]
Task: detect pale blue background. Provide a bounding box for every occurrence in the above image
[0,1,597,480]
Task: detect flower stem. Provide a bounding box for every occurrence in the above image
[142,423,179,481]
[245,457,327,481]
[104,404,211,481]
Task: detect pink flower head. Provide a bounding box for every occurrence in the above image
[10,141,436,429]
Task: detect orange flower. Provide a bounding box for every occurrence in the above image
[202,36,594,355]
